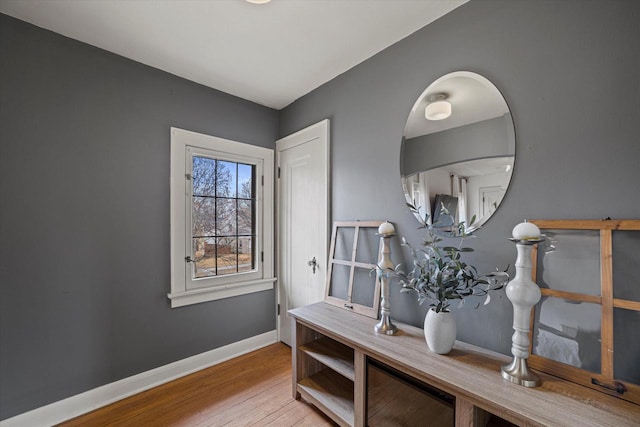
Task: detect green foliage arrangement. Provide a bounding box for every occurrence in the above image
[394,202,509,313]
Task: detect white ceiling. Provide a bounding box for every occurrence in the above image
[0,0,467,109]
[404,71,510,139]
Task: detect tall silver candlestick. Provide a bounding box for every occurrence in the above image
[375,221,398,335]
[501,220,543,387]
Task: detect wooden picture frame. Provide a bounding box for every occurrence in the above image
[529,219,640,405]
[325,221,383,318]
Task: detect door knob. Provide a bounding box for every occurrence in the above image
[307,257,317,274]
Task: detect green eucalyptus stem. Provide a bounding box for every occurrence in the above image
[394,201,509,313]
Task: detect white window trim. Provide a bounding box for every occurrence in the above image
[169,127,275,308]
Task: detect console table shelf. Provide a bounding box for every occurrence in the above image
[300,338,355,381]
[298,369,355,427]
[290,302,640,427]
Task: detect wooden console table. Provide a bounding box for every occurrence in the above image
[290,302,640,426]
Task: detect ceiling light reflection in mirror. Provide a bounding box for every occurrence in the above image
[401,71,515,233]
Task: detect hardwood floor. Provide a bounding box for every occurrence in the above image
[58,343,336,426]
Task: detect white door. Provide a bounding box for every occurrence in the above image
[481,186,505,217]
[277,119,329,346]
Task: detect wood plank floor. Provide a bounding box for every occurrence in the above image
[58,343,336,426]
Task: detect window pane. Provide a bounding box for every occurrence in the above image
[612,230,640,301]
[192,196,215,237]
[334,227,355,261]
[355,227,380,264]
[192,238,217,279]
[217,237,238,276]
[614,308,640,384]
[352,267,376,307]
[238,163,253,199]
[216,161,236,197]
[216,198,237,236]
[536,229,601,296]
[237,199,254,235]
[192,156,217,197]
[238,236,254,273]
[329,264,351,300]
[532,297,601,373]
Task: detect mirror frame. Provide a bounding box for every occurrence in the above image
[401,71,515,232]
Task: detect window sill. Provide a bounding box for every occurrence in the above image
[168,277,277,308]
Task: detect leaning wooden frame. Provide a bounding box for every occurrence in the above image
[529,219,640,405]
[325,220,384,319]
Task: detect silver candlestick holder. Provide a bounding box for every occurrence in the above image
[375,221,398,335]
[501,221,544,387]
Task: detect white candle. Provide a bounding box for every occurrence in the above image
[512,220,541,240]
[378,221,395,235]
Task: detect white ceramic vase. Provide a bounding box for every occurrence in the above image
[424,308,457,354]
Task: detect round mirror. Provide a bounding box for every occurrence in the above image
[401,71,515,233]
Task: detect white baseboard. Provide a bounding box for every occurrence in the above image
[1,330,278,427]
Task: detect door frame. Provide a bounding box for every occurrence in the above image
[275,119,330,343]
[480,185,504,217]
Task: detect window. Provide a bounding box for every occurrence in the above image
[190,154,256,279]
[529,219,640,404]
[169,128,274,308]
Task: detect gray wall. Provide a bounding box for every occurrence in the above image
[0,14,278,420]
[402,113,514,176]
[280,0,640,353]
[3,0,640,420]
